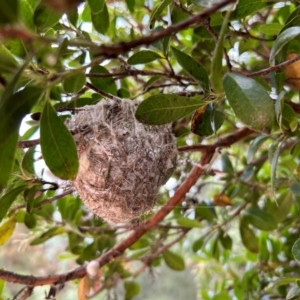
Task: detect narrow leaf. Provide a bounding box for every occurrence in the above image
[0,216,16,246]
[269,27,300,65]
[171,47,210,92]
[40,101,79,180]
[135,94,205,125]
[230,0,270,20]
[0,185,27,222]
[0,86,42,190]
[273,192,293,223]
[30,227,66,245]
[87,0,104,13]
[239,218,259,253]
[223,73,275,133]
[244,208,277,231]
[211,9,231,93]
[149,0,172,29]
[127,50,163,65]
[163,250,185,271]
[177,217,202,228]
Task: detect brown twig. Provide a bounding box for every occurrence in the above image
[247,55,300,78]
[95,0,237,57]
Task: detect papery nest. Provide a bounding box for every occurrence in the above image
[66,99,177,223]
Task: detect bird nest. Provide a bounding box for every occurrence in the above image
[66,99,177,223]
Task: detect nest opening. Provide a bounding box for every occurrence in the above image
[67,99,177,223]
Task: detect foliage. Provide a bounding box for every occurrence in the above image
[1,0,300,299]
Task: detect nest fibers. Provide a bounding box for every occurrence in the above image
[67,99,177,224]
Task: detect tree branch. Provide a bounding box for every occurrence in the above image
[0,125,252,287]
[95,0,237,57]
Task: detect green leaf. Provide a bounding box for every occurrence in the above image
[40,101,79,180]
[230,0,271,20]
[87,0,104,13]
[292,238,300,263]
[192,237,205,252]
[0,45,18,74]
[177,217,202,228]
[273,192,293,223]
[19,0,35,29]
[290,181,300,195]
[63,72,86,94]
[124,281,140,300]
[163,250,185,271]
[247,135,269,163]
[0,216,16,246]
[269,26,300,65]
[89,65,117,95]
[34,2,62,31]
[0,185,27,222]
[269,141,281,194]
[244,208,277,231]
[191,104,225,137]
[239,217,259,253]
[220,154,234,174]
[219,231,232,250]
[171,6,189,24]
[223,73,275,133]
[211,9,231,93]
[135,94,205,125]
[0,86,42,190]
[258,23,283,35]
[91,3,109,34]
[0,0,18,25]
[21,147,36,175]
[125,0,135,13]
[149,0,172,29]
[127,50,163,65]
[287,285,300,300]
[195,202,217,222]
[171,47,210,92]
[30,227,66,245]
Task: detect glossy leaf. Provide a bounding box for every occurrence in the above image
[0,216,16,246]
[63,72,86,94]
[269,141,281,194]
[0,0,18,25]
[0,86,42,190]
[135,94,205,125]
[223,73,275,133]
[244,208,277,231]
[269,27,300,65]
[40,101,79,180]
[124,281,140,300]
[171,47,210,92]
[290,181,300,195]
[0,185,27,223]
[89,65,117,95]
[127,50,163,65]
[192,237,205,252]
[163,250,185,271]
[91,3,109,34]
[149,0,171,29]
